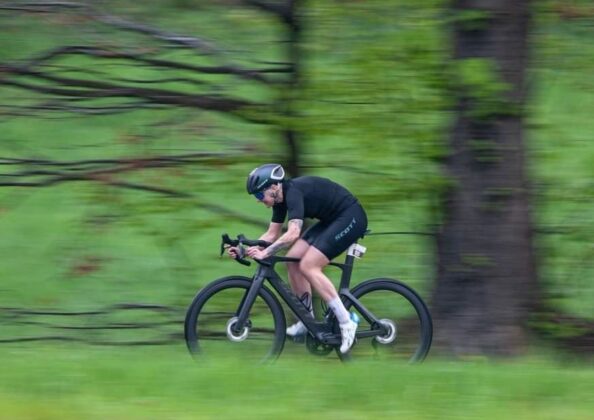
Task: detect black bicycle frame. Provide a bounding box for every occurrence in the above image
[232,251,388,345]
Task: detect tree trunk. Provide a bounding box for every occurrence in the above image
[282,0,302,177]
[432,0,539,356]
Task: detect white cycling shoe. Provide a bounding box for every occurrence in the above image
[286,321,307,336]
[339,319,358,354]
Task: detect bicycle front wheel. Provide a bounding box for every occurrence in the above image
[184,276,286,363]
[343,278,432,363]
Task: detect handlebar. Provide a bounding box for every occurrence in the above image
[220,233,272,266]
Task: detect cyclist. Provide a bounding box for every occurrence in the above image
[228,163,368,353]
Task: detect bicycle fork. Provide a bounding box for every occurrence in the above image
[231,270,267,334]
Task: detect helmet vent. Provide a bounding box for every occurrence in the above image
[271,165,285,180]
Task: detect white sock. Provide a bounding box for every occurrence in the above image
[328,296,350,325]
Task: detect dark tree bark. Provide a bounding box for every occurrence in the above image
[282,0,303,177]
[432,0,539,356]
[258,0,303,177]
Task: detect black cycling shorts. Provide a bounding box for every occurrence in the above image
[301,203,368,261]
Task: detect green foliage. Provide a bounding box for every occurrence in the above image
[453,58,517,119]
[0,0,592,343]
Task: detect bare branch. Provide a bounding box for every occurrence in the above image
[24,46,284,83]
[1,65,269,122]
[0,151,232,169]
[0,150,268,226]
[0,172,267,228]
[0,177,267,227]
[0,153,242,186]
[111,77,207,87]
[99,179,192,199]
[0,1,221,55]
[95,11,221,54]
[242,0,288,16]
[0,101,160,115]
[241,0,295,26]
[0,152,237,194]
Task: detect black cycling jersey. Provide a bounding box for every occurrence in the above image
[271,176,358,224]
[270,176,367,260]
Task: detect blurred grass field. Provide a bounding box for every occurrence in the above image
[0,345,592,419]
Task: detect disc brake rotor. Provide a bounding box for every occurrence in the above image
[226,317,249,342]
[374,319,397,344]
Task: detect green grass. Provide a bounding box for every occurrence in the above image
[0,345,592,419]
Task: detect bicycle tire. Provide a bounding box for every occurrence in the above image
[340,278,432,363]
[184,276,286,362]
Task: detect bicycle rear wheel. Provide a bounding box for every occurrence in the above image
[184,276,286,362]
[342,278,432,363]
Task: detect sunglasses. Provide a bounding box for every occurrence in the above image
[253,190,266,201]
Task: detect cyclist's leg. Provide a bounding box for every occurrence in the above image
[298,204,368,352]
[298,246,336,302]
[285,239,314,336]
[299,246,357,353]
[286,239,312,302]
[288,222,327,308]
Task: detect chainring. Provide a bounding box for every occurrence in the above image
[305,333,335,356]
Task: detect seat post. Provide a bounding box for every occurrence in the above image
[338,242,358,291]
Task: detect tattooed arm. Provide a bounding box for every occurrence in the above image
[259,222,283,244]
[262,219,303,257]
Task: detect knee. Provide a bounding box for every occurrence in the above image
[298,259,308,276]
[299,259,319,278]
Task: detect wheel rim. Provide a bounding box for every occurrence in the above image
[187,283,284,362]
[344,283,431,363]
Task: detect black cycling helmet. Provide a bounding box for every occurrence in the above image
[246,163,285,195]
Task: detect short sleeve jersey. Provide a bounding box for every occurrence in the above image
[271,176,358,224]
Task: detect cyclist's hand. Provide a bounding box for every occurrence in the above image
[246,247,267,260]
[246,245,264,254]
[226,246,239,259]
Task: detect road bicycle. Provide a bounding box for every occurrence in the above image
[184,233,433,362]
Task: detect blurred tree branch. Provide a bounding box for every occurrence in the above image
[0,302,184,346]
[0,0,304,175]
[0,1,222,55]
[241,0,296,26]
[0,152,268,227]
[1,63,266,121]
[23,46,284,82]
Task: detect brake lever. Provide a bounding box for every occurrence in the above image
[220,233,257,266]
[220,233,229,256]
[235,241,251,266]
